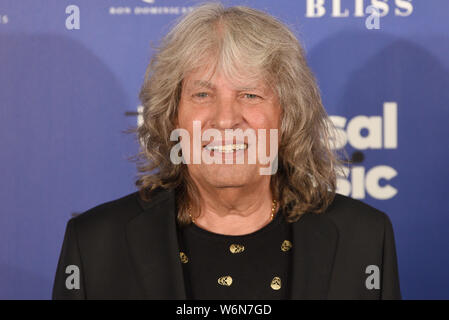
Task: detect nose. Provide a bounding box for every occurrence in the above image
[211,94,243,130]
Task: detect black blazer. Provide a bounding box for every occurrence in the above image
[52,188,401,299]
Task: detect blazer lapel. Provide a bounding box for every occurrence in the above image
[126,189,187,299]
[289,212,339,299]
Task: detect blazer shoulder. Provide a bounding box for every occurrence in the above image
[71,192,142,230]
[321,193,390,235]
[71,187,174,231]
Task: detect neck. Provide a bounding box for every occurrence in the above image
[189,176,275,235]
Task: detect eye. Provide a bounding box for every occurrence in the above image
[193,92,209,98]
[243,93,262,100]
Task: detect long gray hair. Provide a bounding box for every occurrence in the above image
[132,2,342,224]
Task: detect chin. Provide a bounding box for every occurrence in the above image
[201,164,257,187]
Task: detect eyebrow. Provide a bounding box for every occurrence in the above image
[191,80,215,89]
[189,80,261,92]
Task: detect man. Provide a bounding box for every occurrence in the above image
[53,3,401,299]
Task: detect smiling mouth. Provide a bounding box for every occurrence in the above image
[203,143,248,153]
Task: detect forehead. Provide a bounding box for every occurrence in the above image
[182,67,271,93]
[183,72,271,92]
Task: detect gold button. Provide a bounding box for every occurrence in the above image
[218,276,233,286]
[179,251,189,263]
[281,240,293,252]
[229,244,245,254]
[271,277,281,290]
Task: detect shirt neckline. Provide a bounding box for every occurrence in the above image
[184,208,285,241]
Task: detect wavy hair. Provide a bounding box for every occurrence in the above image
[132,2,342,224]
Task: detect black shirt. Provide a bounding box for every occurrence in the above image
[177,210,293,300]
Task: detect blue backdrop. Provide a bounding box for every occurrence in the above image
[1,0,448,299]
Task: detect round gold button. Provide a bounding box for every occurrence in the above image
[229,244,245,254]
[271,277,281,290]
[281,240,293,252]
[179,251,189,263]
[218,276,233,286]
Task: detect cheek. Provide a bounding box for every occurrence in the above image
[176,101,191,129]
[244,107,281,130]
[177,101,211,130]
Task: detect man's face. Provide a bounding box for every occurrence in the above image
[176,66,281,189]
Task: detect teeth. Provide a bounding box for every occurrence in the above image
[204,144,247,153]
